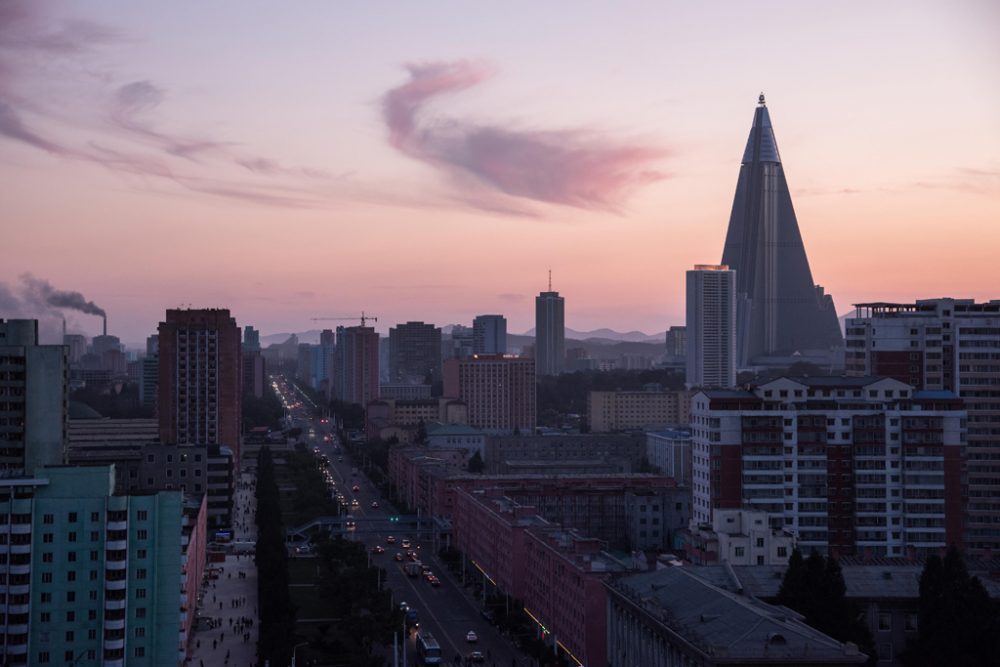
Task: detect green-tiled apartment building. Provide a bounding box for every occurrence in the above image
[1,465,182,666]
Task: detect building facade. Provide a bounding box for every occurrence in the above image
[535,289,565,377]
[388,321,442,385]
[685,508,796,566]
[690,377,966,557]
[645,429,692,485]
[0,465,184,666]
[157,309,242,459]
[845,299,1000,554]
[686,264,736,388]
[333,325,379,406]
[443,356,535,433]
[588,389,691,432]
[0,319,68,476]
[472,315,507,355]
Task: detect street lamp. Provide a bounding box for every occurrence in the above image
[291,641,309,667]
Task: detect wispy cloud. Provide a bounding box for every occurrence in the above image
[0,2,330,209]
[382,61,668,213]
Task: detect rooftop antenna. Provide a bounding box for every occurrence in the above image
[758,91,766,106]
[548,269,552,292]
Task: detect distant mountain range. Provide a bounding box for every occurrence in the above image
[262,327,667,348]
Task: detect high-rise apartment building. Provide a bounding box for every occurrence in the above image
[0,319,68,475]
[690,377,965,557]
[0,465,186,666]
[242,349,266,399]
[846,299,1000,554]
[535,285,565,377]
[721,95,842,365]
[333,325,380,406]
[445,325,475,361]
[686,265,736,388]
[588,389,691,432]
[242,325,260,352]
[145,334,159,357]
[64,334,87,364]
[157,309,242,459]
[443,356,536,433]
[473,315,507,355]
[664,325,687,363]
[388,321,442,385]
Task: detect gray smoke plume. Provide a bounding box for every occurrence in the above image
[19,273,106,317]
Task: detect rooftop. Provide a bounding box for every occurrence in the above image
[612,567,866,663]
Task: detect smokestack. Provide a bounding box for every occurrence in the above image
[103,316,107,337]
[62,317,67,341]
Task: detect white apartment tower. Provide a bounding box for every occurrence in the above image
[686,265,736,388]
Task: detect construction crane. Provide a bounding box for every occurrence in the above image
[311,312,378,327]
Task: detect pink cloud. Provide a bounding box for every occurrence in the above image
[382,60,668,212]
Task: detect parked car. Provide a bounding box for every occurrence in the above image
[466,631,478,643]
[387,535,396,544]
[468,651,485,664]
[394,552,404,562]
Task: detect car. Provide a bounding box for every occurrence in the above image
[423,571,435,582]
[429,576,441,587]
[387,536,396,544]
[372,545,385,554]
[338,457,343,462]
[394,552,404,562]
[401,538,411,548]
[399,601,409,612]
[352,484,360,492]
[370,501,379,509]
[407,550,418,561]
[466,631,478,643]
[351,499,360,507]
[468,651,485,664]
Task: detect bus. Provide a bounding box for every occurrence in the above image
[416,632,442,665]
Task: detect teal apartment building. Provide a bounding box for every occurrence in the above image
[0,465,183,666]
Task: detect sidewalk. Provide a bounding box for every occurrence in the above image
[189,472,259,666]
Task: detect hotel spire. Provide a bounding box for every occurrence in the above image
[721,95,843,365]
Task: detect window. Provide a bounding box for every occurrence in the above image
[42,552,53,563]
[134,647,146,658]
[88,628,97,639]
[40,612,50,622]
[88,590,97,601]
[137,510,148,521]
[89,610,97,621]
[68,552,76,562]
[136,588,147,599]
[65,630,74,641]
[41,572,53,583]
[66,611,75,622]
[137,549,147,559]
[67,571,76,582]
[66,592,75,602]
[137,568,147,580]
[41,592,51,603]
[38,653,50,664]
[68,512,77,522]
[879,611,892,631]
[135,627,145,638]
[43,533,53,543]
[777,546,788,558]
[90,531,99,541]
[135,607,146,619]
[90,512,100,522]
[89,570,98,581]
[90,550,98,561]
[905,613,918,632]
[137,529,148,540]
[756,538,765,547]
[68,531,77,542]
[43,513,54,524]
[735,547,745,557]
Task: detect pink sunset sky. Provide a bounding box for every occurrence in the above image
[1,0,998,345]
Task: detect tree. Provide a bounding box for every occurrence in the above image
[467,450,484,473]
[777,549,875,665]
[903,546,1000,665]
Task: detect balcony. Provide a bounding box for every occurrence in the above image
[9,523,31,535]
[104,617,125,631]
[105,578,127,591]
[106,558,127,571]
[104,597,126,611]
[106,539,127,551]
[107,520,128,531]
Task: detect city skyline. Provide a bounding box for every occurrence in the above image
[2,1,999,344]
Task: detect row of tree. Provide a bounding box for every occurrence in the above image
[778,546,1000,666]
[255,447,296,665]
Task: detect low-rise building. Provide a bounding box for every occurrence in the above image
[588,388,691,432]
[453,488,627,667]
[485,433,646,474]
[426,423,486,457]
[365,398,467,441]
[624,488,691,552]
[607,567,868,667]
[685,508,796,565]
[645,428,692,484]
